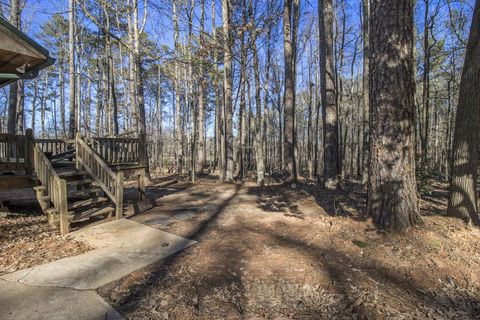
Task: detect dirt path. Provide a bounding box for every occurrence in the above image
[99,177,480,319]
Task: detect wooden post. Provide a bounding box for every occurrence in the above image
[115,171,124,219]
[75,132,81,171]
[59,179,69,236]
[138,170,146,200]
[25,129,34,175]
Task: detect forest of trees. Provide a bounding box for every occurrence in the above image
[1,0,478,231]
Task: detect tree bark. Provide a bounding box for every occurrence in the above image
[196,0,206,174]
[238,1,247,179]
[421,0,431,168]
[319,0,339,189]
[173,0,183,174]
[361,0,369,183]
[283,0,298,182]
[31,79,38,133]
[211,0,222,174]
[447,0,480,225]
[132,0,150,179]
[7,0,20,134]
[367,0,422,231]
[222,0,234,181]
[41,73,49,138]
[68,0,76,139]
[249,0,265,186]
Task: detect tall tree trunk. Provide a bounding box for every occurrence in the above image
[41,73,49,138]
[361,0,369,183]
[59,49,66,136]
[211,0,222,174]
[16,80,24,133]
[15,1,25,134]
[283,0,298,182]
[307,80,313,179]
[238,1,247,179]
[156,66,163,171]
[263,28,272,174]
[102,3,119,137]
[7,0,20,134]
[222,0,234,181]
[319,0,339,189]
[447,1,480,225]
[367,0,422,231]
[31,79,38,133]
[127,10,137,131]
[85,68,92,135]
[187,0,196,181]
[132,0,150,179]
[421,0,431,168]
[337,0,346,179]
[196,0,206,174]
[173,0,183,174]
[249,0,265,186]
[444,75,453,179]
[68,0,76,139]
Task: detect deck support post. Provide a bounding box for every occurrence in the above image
[59,179,69,236]
[75,133,82,171]
[25,129,34,176]
[115,172,124,219]
[138,170,146,200]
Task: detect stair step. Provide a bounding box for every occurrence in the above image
[67,179,93,187]
[71,206,114,222]
[68,197,108,210]
[33,186,46,192]
[45,207,58,215]
[51,149,76,162]
[44,197,108,215]
[49,206,115,224]
[68,188,103,198]
[59,170,88,178]
[38,195,50,203]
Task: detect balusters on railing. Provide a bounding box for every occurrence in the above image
[35,139,69,155]
[0,129,34,174]
[84,137,140,165]
[75,134,124,217]
[33,144,69,235]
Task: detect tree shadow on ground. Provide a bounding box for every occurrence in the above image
[100,183,243,317]
[247,180,367,221]
[238,222,480,319]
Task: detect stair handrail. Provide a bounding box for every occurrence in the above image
[33,144,69,235]
[75,133,124,219]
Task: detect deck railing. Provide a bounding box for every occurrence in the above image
[33,144,69,235]
[0,129,34,174]
[35,138,71,155]
[84,137,139,165]
[76,134,124,218]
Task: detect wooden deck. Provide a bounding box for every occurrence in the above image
[0,131,146,235]
[0,129,34,191]
[0,173,35,190]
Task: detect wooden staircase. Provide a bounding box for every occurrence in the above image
[33,134,128,235]
[34,166,115,228]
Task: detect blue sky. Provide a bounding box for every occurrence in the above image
[0,0,474,136]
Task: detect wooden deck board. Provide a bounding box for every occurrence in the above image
[0,174,35,190]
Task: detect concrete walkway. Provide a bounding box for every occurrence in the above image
[0,219,196,320]
[0,280,123,320]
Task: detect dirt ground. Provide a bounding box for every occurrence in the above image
[0,192,91,275]
[93,176,480,320]
[1,178,479,319]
